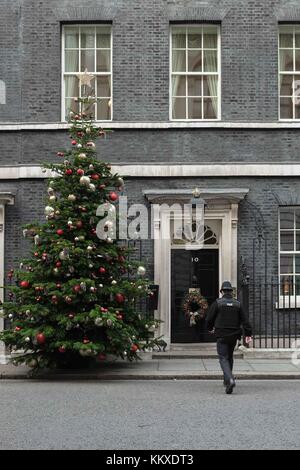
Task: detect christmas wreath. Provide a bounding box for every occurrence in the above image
[183,291,208,327]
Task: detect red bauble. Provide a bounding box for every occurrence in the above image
[117,314,123,320]
[109,192,118,202]
[73,284,81,293]
[15,326,21,332]
[83,337,90,344]
[36,333,46,345]
[76,221,83,229]
[65,296,73,304]
[34,252,39,257]
[98,353,106,361]
[57,152,64,157]
[99,184,106,190]
[77,131,84,137]
[71,140,77,146]
[131,344,139,353]
[51,295,58,304]
[65,169,73,176]
[77,169,84,176]
[68,313,74,319]
[56,283,62,289]
[58,346,66,353]
[99,267,106,274]
[55,261,62,268]
[118,255,125,264]
[20,280,30,289]
[100,307,108,313]
[36,296,42,302]
[91,174,100,180]
[56,229,64,236]
[91,228,97,235]
[115,293,125,304]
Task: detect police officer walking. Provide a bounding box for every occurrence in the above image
[207,281,252,394]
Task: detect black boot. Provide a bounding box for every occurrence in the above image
[225,379,236,394]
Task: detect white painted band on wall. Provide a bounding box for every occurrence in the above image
[0,121,300,130]
[1,164,300,179]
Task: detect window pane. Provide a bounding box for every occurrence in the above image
[296,256,300,273]
[81,26,95,48]
[296,233,300,251]
[65,50,79,72]
[296,277,300,295]
[82,101,96,118]
[280,97,293,119]
[81,78,95,97]
[172,27,186,48]
[295,210,300,229]
[188,28,202,48]
[65,76,79,97]
[280,231,294,251]
[279,26,293,48]
[172,50,186,72]
[188,76,201,96]
[96,50,111,72]
[203,27,218,48]
[280,74,293,96]
[279,49,293,72]
[188,97,202,119]
[65,27,79,48]
[172,75,186,96]
[65,98,79,119]
[81,50,95,72]
[97,76,111,97]
[295,50,300,71]
[280,276,294,296]
[204,50,217,72]
[203,97,217,119]
[295,100,300,118]
[204,76,218,97]
[188,50,202,72]
[280,209,294,229]
[280,255,294,274]
[97,99,111,120]
[96,27,111,48]
[296,33,300,48]
[172,97,186,119]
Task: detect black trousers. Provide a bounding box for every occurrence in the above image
[216,338,237,384]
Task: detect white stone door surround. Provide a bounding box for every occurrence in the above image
[0,193,15,364]
[144,188,249,347]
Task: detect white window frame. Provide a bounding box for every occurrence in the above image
[169,24,221,121]
[278,206,300,308]
[61,24,113,122]
[278,24,300,121]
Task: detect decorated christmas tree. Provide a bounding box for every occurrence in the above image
[0,98,160,369]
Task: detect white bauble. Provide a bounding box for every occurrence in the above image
[44,206,55,216]
[137,266,146,276]
[67,220,73,226]
[89,183,96,192]
[49,195,56,202]
[94,317,103,327]
[77,144,82,149]
[80,176,91,186]
[111,280,117,285]
[78,153,87,159]
[68,194,76,201]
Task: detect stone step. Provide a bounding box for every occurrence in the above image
[152,350,243,360]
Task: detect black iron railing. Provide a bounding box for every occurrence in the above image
[241,280,300,348]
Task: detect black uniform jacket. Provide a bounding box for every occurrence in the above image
[206,293,252,340]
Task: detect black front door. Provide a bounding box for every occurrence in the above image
[171,249,219,343]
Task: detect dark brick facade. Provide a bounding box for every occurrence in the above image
[1,0,300,340]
